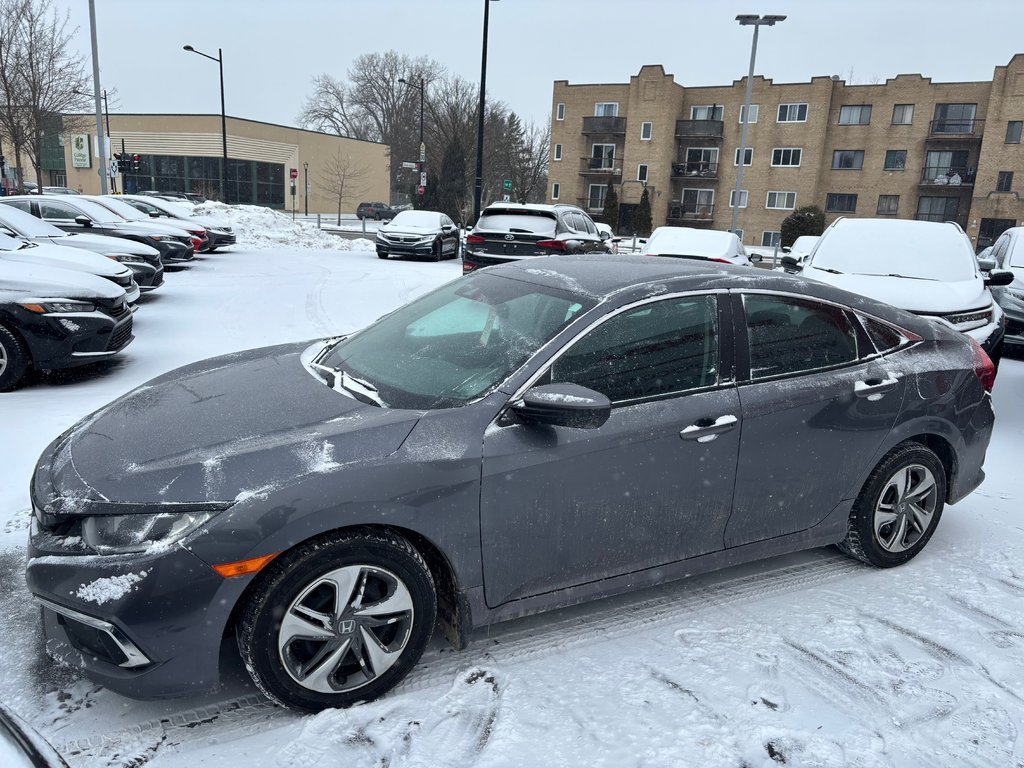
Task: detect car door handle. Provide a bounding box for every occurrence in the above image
[680,414,739,442]
[854,377,899,399]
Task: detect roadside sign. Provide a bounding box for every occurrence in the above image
[417,185,425,195]
[420,172,427,186]
[419,142,426,163]
[289,168,298,180]
[401,161,417,169]
[109,160,119,178]
[306,182,312,193]
[502,179,512,191]
[502,194,510,202]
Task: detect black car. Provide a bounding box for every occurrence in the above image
[462,203,611,273]
[0,261,133,391]
[375,210,460,261]
[26,255,995,711]
[356,201,397,221]
[0,196,194,264]
[0,702,69,767]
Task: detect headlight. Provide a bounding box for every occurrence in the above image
[107,254,144,263]
[147,235,165,242]
[20,300,96,313]
[82,510,218,554]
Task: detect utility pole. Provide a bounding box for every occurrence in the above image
[304,161,309,216]
[88,0,108,194]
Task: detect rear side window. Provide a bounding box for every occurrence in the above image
[743,294,859,379]
[1008,236,1024,269]
[39,200,79,219]
[860,316,904,353]
[476,211,557,237]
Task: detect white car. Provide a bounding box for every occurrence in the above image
[789,218,1013,363]
[986,227,1024,349]
[0,231,140,304]
[640,226,751,265]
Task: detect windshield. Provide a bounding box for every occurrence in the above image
[59,198,127,224]
[0,204,66,238]
[811,222,977,281]
[389,211,440,228]
[92,197,148,221]
[318,272,596,409]
[645,228,732,258]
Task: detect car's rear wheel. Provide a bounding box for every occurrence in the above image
[838,443,946,567]
[0,324,30,392]
[237,529,436,712]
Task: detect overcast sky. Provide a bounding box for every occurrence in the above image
[66,0,1022,132]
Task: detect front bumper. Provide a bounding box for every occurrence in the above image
[123,260,164,291]
[155,240,194,263]
[376,236,437,257]
[208,231,236,249]
[17,306,134,370]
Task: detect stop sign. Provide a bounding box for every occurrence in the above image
[289,168,298,180]
[417,185,425,195]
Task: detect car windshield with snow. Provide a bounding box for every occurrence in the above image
[26,254,996,712]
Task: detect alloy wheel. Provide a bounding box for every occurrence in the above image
[0,340,7,377]
[873,464,938,553]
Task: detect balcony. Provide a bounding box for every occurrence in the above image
[914,212,969,228]
[579,157,623,177]
[582,116,626,135]
[666,202,716,224]
[675,120,724,140]
[672,161,719,180]
[927,119,984,140]
[919,166,976,187]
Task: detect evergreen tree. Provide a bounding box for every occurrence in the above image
[422,171,441,211]
[600,183,619,231]
[780,205,826,247]
[437,139,467,221]
[635,187,653,237]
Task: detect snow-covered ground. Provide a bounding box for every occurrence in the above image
[1,241,1023,767]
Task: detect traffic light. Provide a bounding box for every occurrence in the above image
[130,154,141,173]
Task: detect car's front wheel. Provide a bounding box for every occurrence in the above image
[431,238,442,262]
[237,529,436,712]
[838,443,946,567]
[0,324,30,392]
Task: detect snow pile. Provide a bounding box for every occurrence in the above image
[191,202,374,251]
[73,571,147,605]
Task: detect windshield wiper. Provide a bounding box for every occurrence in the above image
[339,371,385,407]
[883,273,939,281]
[814,266,843,275]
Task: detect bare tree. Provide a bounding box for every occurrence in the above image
[320,151,369,225]
[298,74,376,140]
[0,0,30,189]
[509,118,550,204]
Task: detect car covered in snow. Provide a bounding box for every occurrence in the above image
[83,196,211,254]
[116,195,236,252]
[986,226,1024,349]
[782,218,1014,365]
[25,254,998,711]
[0,702,69,767]
[640,226,752,265]
[375,210,460,261]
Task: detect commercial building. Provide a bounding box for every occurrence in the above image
[549,54,1024,250]
[2,113,389,214]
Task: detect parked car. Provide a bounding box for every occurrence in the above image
[0,231,140,304]
[84,196,210,253]
[118,195,236,251]
[40,187,80,195]
[782,218,1013,364]
[985,226,1024,350]
[0,202,162,293]
[0,260,133,391]
[463,203,610,273]
[356,201,397,221]
[375,210,460,261]
[640,226,752,265]
[0,196,194,264]
[26,255,995,710]
[0,702,69,767]
[138,190,207,204]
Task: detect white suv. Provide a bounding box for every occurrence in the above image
[785,218,1014,364]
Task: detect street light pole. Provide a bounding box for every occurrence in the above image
[87,0,108,194]
[730,14,786,238]
[473,0,499,224]
[183,44,228,202]
[303,161,309,216]
[398,76,426,205]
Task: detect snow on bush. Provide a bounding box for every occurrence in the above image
[191,202,374,251]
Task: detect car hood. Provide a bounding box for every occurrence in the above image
[0,259,125,299]
[54,232,160,257]
[189,214,230,230]
[804,267,991,313]
[0,241,129,279]
[380,223,439,235]
[109,220,193,237]
[49,342,422,507]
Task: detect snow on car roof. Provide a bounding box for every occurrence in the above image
[644,227,737,258]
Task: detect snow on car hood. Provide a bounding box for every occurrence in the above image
[0,259,125,299]
[51,343,422,506]
[380,222,439,235]
[0,241,129,279]
[58,232,160,257]
[804,266,991,313]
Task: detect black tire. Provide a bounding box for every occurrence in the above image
[0,324,30,392]
[377,250,388,260]
[237,528,436,712]
[431,238,442,262]
[838,442,946,567]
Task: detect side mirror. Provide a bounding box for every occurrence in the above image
[442,224,453,232]
[511,383,611,429]
[977,257,996,272]
[74,215,92,227]
[149,211,162,218]
[599,230,611,241]
[780,254,801,270]
[749,252,763,263]
[985,269,1015,287]
[781,246,792,253]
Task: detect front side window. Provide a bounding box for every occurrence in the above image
[877,195,899,215]
[734,147,753,166]
[729,189,749,208]
[744,294,858,379]
[892,104,915,125]
[765,191,796,210]
[550,295,719,403]
[883,150,907,170]
[777,103,808,123]
[595,102,618,117]
[556,103,565,121]
[839,105,872,125]
[640,121,653,140]
[691,105,724,121]
[38,200,81,219]
[832,150,865,170]
[771,147,802,167]
[1007,121,1023,144]
[825,193,857,213]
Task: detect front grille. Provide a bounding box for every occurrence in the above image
[58,613,131,666]
[107,317,133,351]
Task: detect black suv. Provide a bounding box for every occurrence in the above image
[462,203,611,273]
[356,201,398,221]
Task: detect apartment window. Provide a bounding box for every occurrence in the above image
[777,103,808,123]
[891,104,914,125]
[877,195,899,215]
[590,144,616,170]
[933,103,977,134]
[595,102,619,117]
[684,147,719,176]
[916,196,959,221]
[832,150,865,170]
[839,105,872,125]
[765,191,796,210]
[637,164,648,183]
[1007,121,1023,144]
[553,143,562,161]
[691,105,724,120]
[883,150,907,170]
[588,184,608,211]
[761,231,782,247]
[640,121,652,140]
[556,103,565,121]
[771,148,802,167]
[825,193,857,213]
[733,229,744,241]
[997,171,1014,192]
[734,147,753,166]
[739,104,759,124]
[729,189,749,208]
[551,182,560,200]
[681,189,714,216]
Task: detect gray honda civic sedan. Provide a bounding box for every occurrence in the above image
[26,255,996,711]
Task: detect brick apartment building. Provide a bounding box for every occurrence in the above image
[548,54,1024,251]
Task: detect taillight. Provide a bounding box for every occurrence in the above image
[536,239,566,251]
[462,262,476,274]
[466,234,485,245]
[967,336,995,392]
[190,236,201,250]
[710,258,730,264]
